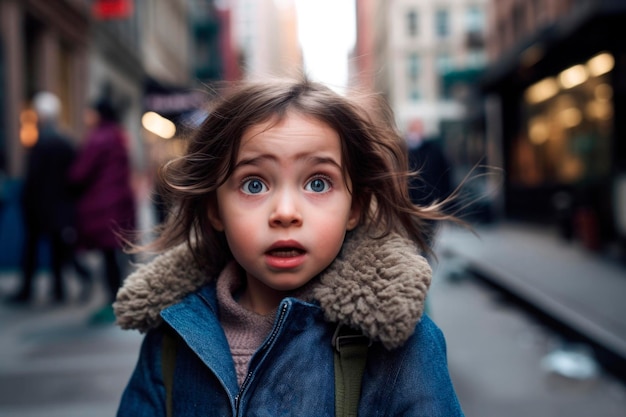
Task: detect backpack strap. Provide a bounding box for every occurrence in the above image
[332,324,371,417]
[161,327,177,417]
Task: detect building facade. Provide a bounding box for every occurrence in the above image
[229,0,301,79]
[0,0,230,267]
[354,0,488,137]
[0,0,90,176]
[390,0,488,137]
[352,0,490,222]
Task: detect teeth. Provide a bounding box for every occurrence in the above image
[269,248,302,257]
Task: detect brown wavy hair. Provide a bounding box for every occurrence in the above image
[147,77,456,271]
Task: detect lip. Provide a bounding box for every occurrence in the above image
[265,240,307,269]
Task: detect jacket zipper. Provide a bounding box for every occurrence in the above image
[234,302,289,415]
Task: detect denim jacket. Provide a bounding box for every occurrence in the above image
[114,227,465,416]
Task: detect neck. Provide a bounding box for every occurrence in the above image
[239,277,289,316]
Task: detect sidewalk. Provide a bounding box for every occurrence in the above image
[436,222,626,368]
[0,271,143,417]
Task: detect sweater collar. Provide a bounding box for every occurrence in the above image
[113,226,432,349]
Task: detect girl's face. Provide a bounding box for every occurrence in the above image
[209,112,360,314]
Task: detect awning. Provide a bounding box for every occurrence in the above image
[143,78,209,128]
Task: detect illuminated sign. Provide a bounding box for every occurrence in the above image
[92,0,133,19]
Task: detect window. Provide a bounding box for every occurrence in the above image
[465,6,484,33]
[406,9,418,37]
[515,73,613,186]
[407,52,421,81]
[436,53,453,74]
[467,50,486,68]
[435,9,450,38]
[409,85,421,102]
[407,53,421,101]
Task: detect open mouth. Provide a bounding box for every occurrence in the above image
[266,248,306,257]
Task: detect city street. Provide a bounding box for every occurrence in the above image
[2,1,626,416]
[0,248,625,416]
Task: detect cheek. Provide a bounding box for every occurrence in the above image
[222,215,258,256]
[313,221,348,259]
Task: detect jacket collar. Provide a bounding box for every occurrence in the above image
[113,227,432,349]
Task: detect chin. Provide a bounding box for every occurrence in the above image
[267,278,310,292]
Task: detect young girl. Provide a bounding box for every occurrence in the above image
[114,78,465,416]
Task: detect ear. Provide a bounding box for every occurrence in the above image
[208,204,224,232]
[346,200,361,231]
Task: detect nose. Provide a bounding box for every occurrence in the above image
[269,189,303,227]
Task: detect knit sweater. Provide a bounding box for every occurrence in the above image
[216,262,276,386]
[114,226,432,350]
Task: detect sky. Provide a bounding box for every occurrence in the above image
[294,0,356,92]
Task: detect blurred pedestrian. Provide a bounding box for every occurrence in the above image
[8,92,90,304]
[406,119,452,246]
[69,97,136,323]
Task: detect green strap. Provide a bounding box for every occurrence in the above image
[160,324,369,417]
[161,328,177,417]
[333,324,370,417]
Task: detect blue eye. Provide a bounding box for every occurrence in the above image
[305,177,331,193]
[241,178,267,194]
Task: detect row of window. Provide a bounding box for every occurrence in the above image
[405,50,486,101]
[406,6,485,38]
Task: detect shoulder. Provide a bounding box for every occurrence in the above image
[381,314,447,361]
[367,314,450,378]
[114,246,214,332]
[414,314,446,343]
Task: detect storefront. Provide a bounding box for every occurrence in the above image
[482,6,626,250]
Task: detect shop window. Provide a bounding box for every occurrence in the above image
[513,53,614,188]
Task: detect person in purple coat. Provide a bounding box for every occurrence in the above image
[69,97,136,323]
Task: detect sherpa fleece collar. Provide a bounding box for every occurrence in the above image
[113,227,432,349]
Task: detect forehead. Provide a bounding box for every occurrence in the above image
[239,112,342,155]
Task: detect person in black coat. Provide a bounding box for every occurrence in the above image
[408,139,452,206]
[9,92,89,304]
[406,120,452,246]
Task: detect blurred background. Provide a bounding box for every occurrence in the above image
[0,0,625,416]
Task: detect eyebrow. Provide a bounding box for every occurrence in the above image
[234,154,343,171]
